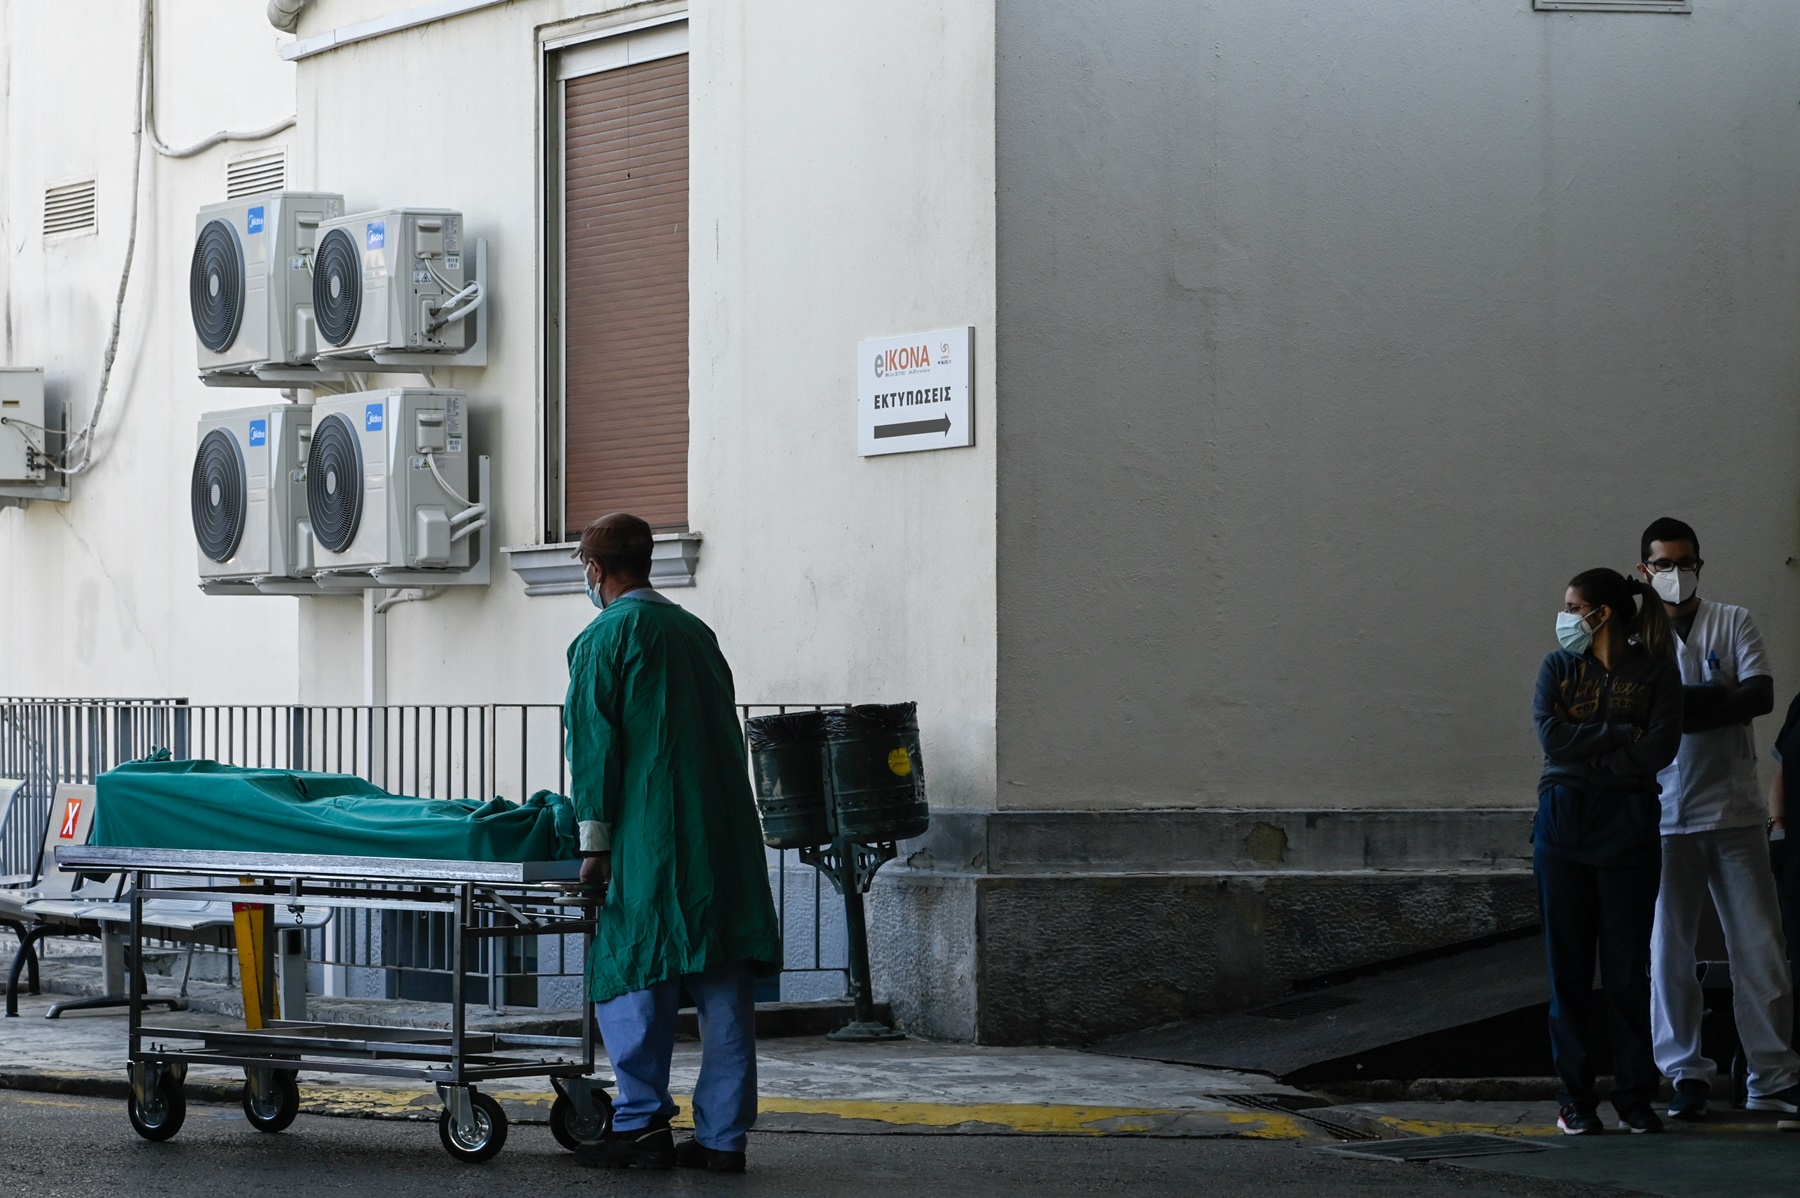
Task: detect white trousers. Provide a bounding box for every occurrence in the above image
[1651,826,1800,1096]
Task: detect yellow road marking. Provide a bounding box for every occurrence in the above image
[288,1085,1311,1138]
[1379,1117,1560,1138]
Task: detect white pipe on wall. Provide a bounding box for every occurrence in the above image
[266,0,311,34]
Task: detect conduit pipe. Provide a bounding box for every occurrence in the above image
[267,0,311,34]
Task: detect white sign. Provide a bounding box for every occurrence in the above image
[857,327,973,457]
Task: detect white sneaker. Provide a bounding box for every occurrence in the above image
[1746,1083,1800,1114]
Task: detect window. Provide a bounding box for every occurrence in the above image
[43,179,97,238]
[546,21,691,541]
[1532,1,1690,12]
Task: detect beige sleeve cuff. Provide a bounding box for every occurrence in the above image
[579,820,611,853]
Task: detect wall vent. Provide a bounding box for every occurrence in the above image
[226,149,287,199]
[43,179,97,237]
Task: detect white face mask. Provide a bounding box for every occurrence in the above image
[1649,567,1697,605]
[1556,611,1595,654]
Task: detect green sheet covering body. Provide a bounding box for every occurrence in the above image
[94,754,578,863]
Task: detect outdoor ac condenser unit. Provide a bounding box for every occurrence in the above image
[0,368,47,483]
[310,209,480,361]
[306,388,476,574]
[190,191,345,374]
[191,404,312,583]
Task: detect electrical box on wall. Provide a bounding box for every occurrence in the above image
[0,369,47,483]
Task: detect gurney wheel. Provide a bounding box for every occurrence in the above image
[550,1092,612,1151]
[127,1068,186,1142]
[243,1067,300,1133]
[439,1091,507,1163]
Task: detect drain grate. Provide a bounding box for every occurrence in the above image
[1247,994,1360,1020]
[1228,1095,1379,1141]
[1319,1133,1550,1162]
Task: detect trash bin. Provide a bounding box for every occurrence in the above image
[744,711,831,849]
[823,702,929,843]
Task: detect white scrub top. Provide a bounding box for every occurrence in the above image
[1655,598,1771,835]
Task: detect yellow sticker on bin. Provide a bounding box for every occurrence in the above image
[887,748,912,776]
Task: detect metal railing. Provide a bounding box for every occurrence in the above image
[0,697,849,1008]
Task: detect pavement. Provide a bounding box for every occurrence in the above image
[0,1088,1628,1198]
[6,949,1800,1196]
[0,978,1324,1139]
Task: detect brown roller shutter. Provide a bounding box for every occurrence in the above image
[562,53,689,530]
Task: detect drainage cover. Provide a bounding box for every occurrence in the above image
[1319,1134,1550,1162]
[1247,994,1360,1020]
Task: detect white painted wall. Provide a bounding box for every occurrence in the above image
[2,1,999,811]
[0,1,302,702]
[994,0,1800,810]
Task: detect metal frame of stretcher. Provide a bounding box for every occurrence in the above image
[54,846,610,1163]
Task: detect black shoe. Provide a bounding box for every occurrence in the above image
[675,1136,747,1173]
[1615,1105,1664,1134]
[1667,1080,1710,1121]
[574,1121,675,1169]
[1557,1104,1603,1135]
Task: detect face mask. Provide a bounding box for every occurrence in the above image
[585,568,607,610]
[1649,568,1697,606]
[1556,611,1595,654]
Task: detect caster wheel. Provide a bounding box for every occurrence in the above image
[127,1067,186,1142]
[550,1090,612,1151]
[439,1090,507,1163]
[243,1067,300,1133]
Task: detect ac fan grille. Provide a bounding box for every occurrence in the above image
[307,413,364,554]
[190,219,246,353]
[312,227,363,347]
[191,428,248,563]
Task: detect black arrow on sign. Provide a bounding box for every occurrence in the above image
[874,415,951,439]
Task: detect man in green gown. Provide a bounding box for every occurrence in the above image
[565,513,780,1172]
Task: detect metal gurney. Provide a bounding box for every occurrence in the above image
[55,845,610,1163]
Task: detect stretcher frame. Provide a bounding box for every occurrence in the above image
[55,845,608,1162]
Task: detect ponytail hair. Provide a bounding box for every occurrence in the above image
[1568,567,1674,659]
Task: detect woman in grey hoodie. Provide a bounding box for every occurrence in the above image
[1533,567,1682,1136]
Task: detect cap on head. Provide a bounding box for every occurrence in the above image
[578,513,655,579]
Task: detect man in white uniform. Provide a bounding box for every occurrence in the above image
[1639,517,1800,1119]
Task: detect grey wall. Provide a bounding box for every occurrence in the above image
[995,0,1800,811]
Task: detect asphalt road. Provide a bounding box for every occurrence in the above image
[0,1090,1629,1198]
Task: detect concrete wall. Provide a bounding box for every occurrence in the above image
[0,1,302,703]
[993,0,1800,812]
[1,0,1000,814]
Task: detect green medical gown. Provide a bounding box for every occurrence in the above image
[565,594,781,1003]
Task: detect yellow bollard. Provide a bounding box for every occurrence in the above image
[233,891,279,1029]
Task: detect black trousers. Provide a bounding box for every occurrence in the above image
[1774,837,1800,1044]
[1535,846,1663,1111]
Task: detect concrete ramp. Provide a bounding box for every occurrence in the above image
[1093,935,1549,1083]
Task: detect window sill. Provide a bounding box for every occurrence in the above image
[503,532,702,596]
[1532,1,1689,12]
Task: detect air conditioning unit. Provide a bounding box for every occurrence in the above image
[0,368,47,483]
[311,209,481,361]
[191,404,312,582]
[306,388,478,574]
[190,191,345,373]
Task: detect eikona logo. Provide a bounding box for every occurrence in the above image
[877,344,932,377]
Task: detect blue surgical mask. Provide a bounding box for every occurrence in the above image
[586,568,606,610]
[1556,611,1594,654]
